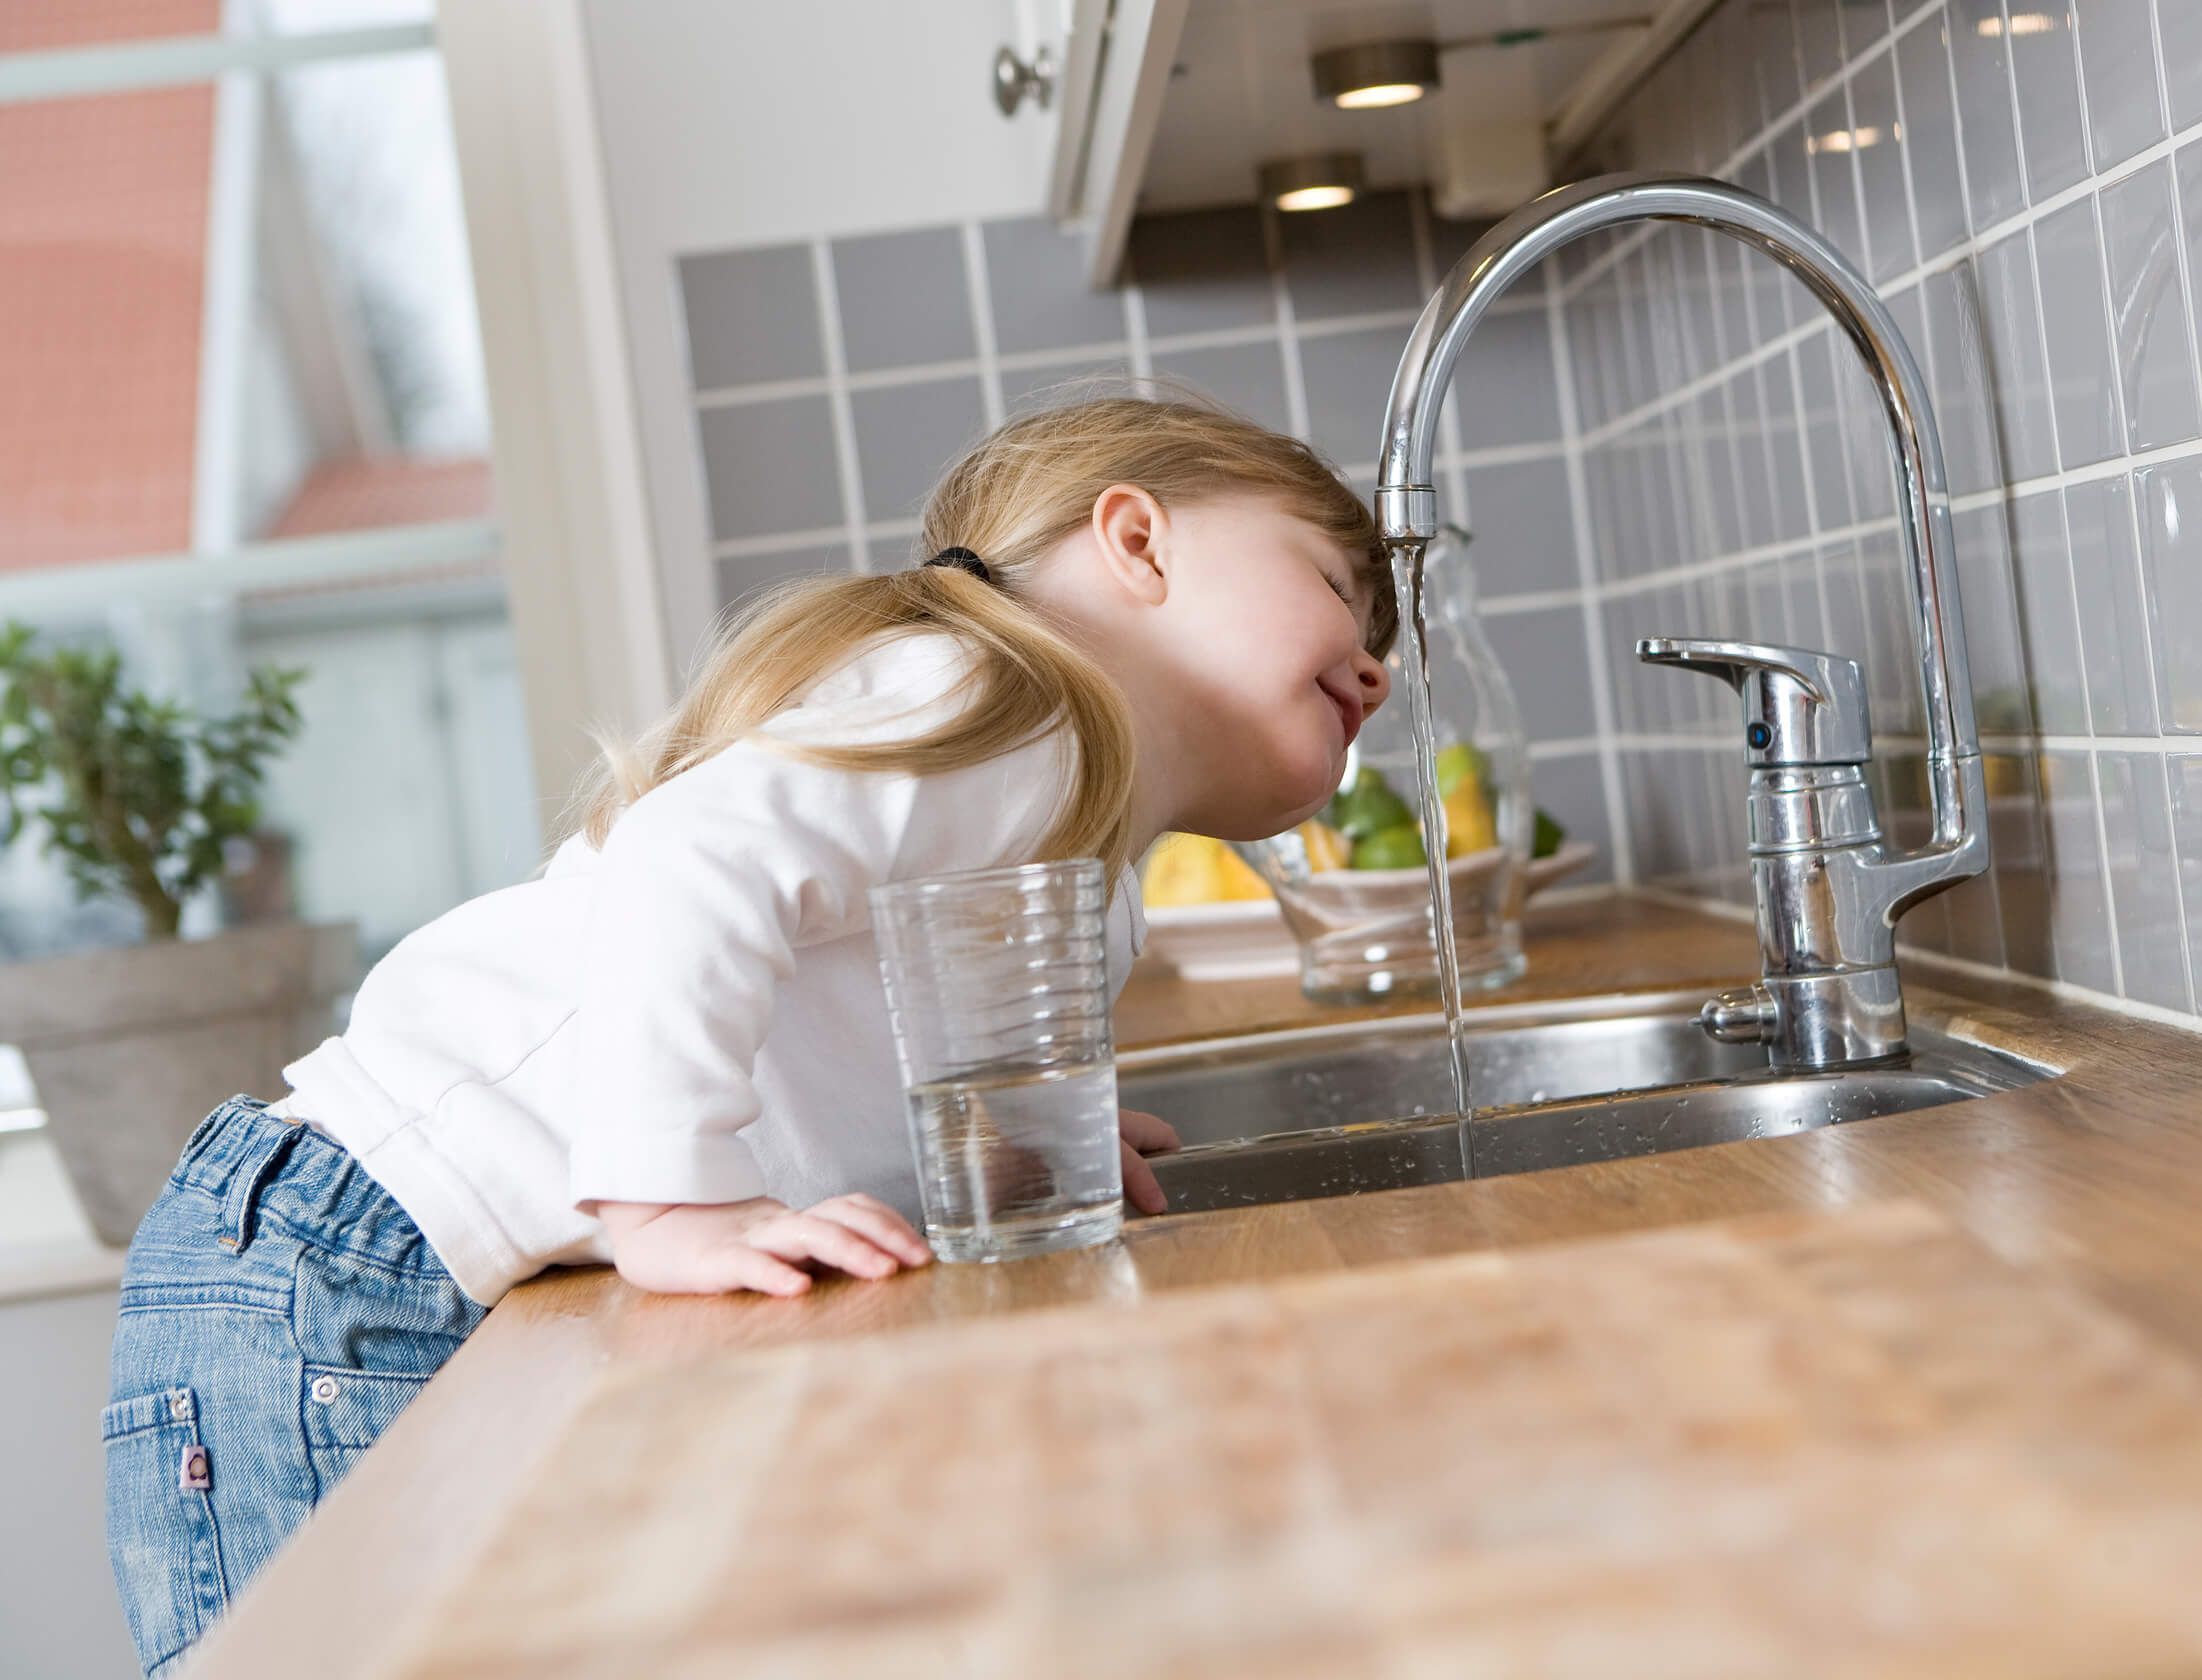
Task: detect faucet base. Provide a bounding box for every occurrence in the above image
[1697,969,1907,1069]
[1758,967,1908,1071]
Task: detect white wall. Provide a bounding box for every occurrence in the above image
[0,1286,139,1680]
[578,0,1060,668]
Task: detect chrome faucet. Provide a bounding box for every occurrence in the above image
[1377,173,1988,1071]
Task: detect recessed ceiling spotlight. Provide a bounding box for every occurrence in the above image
[1978,12,2054,36]
[1258,151,1367,212]
[1310,40,1440,108]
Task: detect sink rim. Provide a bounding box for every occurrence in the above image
[1117,987,1740,1074]
[1118,988,2068,1084]
[1155,1040,2046,1168]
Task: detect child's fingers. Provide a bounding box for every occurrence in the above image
[1119,1107,1181,1155]
[1121,1137,1168,1215]
[714,1248,814,1297]
[749,1211,904,1280]
[808,1194,934,1266]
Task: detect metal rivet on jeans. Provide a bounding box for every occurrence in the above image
[168,1392,191,1422]
[309,1375,341,1404]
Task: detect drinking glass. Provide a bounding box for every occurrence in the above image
[869,858,1122,1262]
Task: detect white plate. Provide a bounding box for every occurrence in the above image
[1138,841,1598,982]
[1135,898,1299,982]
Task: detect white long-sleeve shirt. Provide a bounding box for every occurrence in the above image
[278,634,1144,1303]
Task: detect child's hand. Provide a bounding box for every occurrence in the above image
[598,1195,932,1297]
[1120,1107,1181,1215]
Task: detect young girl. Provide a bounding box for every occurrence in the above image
[102,395,1397,1675]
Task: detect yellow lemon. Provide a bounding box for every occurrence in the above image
[1140,832,1273,904]
[1141,832,1222,906]
[1295,818,1352,871]
[1434,776,1498,858]
[1215,843,1274,901]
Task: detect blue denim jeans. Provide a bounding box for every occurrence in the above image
[104,1097,487,1677]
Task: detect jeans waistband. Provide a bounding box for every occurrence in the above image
[173,1098,434,1271]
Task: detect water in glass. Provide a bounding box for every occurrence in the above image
[906,1058,1122,1261]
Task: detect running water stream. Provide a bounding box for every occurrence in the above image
[1387,540,1477,1176]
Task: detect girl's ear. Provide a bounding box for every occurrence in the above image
[1090,483,1171,606]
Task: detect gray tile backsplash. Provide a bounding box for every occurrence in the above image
[848,376,988,522]
[2009,7,2091,203]
[696,395,841,539]
[2077,0,2168,169]
[679,244,822,390]
[830,227,974,373]
[980,217,1128,355]
[1565,0,2202,1019]
[1148,340,1294,439]
[667,0,2202,1021]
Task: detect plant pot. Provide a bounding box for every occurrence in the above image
[0,920,359,1246]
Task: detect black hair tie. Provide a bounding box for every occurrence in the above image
[924,546,991,584]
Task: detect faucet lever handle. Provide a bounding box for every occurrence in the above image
[1636,637,1872,767]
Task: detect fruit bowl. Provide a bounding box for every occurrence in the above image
[1138,841,1596,983]
[1288,839,1596,923]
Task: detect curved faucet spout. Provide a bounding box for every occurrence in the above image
[1380,174,1989,1070]
[1378,171,1981,845]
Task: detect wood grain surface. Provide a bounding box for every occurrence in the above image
[186,893,2202,1678]
[375,1202,2202,1678]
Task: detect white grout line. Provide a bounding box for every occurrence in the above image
[1122,281,1156,390]
[1526,736,1605,760]
[691,309,1460,412]
[807,240,871,575]
[959,221,1006,433]
[1482,585,1592,616]
[1331,439,1578,481]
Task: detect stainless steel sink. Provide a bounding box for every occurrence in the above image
[1123,998,2057,1215]
[1116,991,1771,1149]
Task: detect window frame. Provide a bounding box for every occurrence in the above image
[0,2,674,816]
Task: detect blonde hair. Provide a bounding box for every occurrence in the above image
[577,394,1392,881]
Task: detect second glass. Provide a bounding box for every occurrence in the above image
[869,859,1122,1262]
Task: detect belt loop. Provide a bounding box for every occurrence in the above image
[219,1113,303,1255]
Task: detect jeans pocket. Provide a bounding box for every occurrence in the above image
[300,1364,432,1493]
[102,1387,228,1677]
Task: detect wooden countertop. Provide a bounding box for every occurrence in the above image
[190,893,2202,1676]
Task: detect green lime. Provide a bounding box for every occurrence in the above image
[1532,807,1566,860]
[1333,767,1413,840]
[1434,741,1490,797]
[1353,822,1428,870]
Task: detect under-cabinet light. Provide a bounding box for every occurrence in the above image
[1310,41,1439,108]
[1807,123,1899,154]
[1258,151,1366,212]
[1978,13,2056,37]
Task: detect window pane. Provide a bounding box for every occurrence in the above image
[258,0,436,32]
[0,33,538,974]
[0,0,219,55]
[237,48,491,545]
[0,82,214,566]
[0,45,489,568]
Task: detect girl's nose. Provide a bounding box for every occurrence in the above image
[1354,649,1390,714]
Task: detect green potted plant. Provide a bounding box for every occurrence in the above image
[0,624,358,1244]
